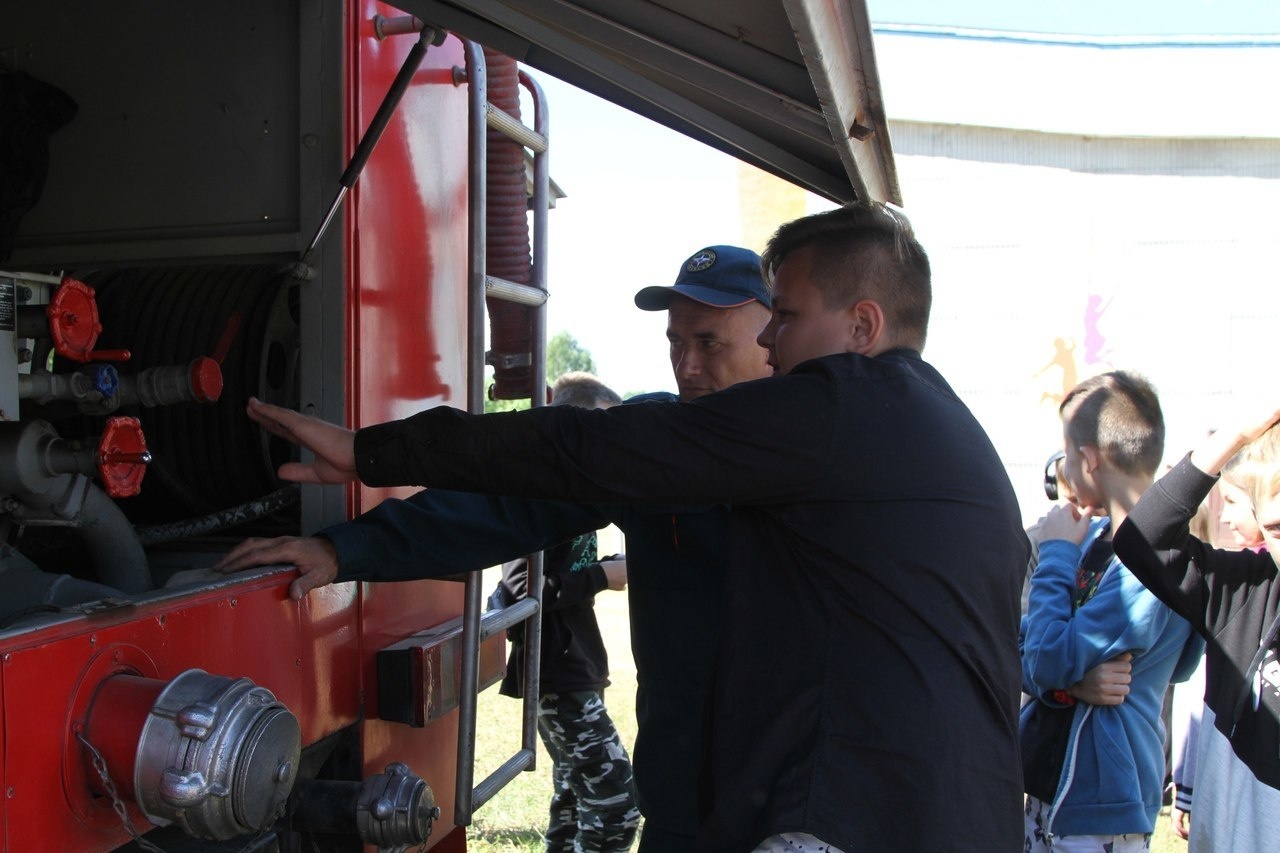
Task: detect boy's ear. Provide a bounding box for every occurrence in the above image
[1080,445,1102,474]
[849,300,886,355]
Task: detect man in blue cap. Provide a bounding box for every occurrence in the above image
[634,245,772,402]
[220,245,773,851]
[227,203,1030,851]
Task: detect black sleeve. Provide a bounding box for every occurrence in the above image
[500,538,609,611]
[1115,454,1275,635]
[319,488,612,584]
[541,562,609,612]
[352,370,836,506]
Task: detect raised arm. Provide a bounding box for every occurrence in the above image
[1115,404,1280,632]
[1188,404,1280,477]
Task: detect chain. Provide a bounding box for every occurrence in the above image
[76,733,275,853]
[76,732,169,853]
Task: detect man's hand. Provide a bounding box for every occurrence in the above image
[601,558,628,591]
[246,397,358,484]
[217,535,340,601]
[1067,652,1133,706]
[1038,502,1103,547]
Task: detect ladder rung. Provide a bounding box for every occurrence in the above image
[479,597,538,640]
[486,275,547,306]
[472,748,537,811]
[485,102,548,153]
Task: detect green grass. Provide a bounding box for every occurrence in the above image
[464,563,1187,852]
[1151,810,1185,853]
[467,568,640,852]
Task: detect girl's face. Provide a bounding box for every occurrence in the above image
[1219,479,1264,550]
[1258,489,1280,562]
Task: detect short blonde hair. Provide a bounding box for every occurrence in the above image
[551,372,621,409]
[1238,423,1280,510]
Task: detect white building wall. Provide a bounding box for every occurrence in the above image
[873,30,1280,524]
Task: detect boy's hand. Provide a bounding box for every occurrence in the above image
[1067,652,1132,706]
[601,558,628,591]
[1171,802,1190,839]
[1038,502,1103,547]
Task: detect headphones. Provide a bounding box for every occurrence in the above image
[1043,450,1066,501]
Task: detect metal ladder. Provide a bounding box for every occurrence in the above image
[454,38,553,827]
[315,15,552,828]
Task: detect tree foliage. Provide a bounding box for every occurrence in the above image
[547,331,595,379]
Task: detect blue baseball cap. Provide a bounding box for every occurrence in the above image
[634,245,771,311]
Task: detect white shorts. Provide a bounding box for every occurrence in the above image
[752,832,847,852]
[1024,795,1151,852]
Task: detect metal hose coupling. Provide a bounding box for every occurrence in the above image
[356,762,439,852]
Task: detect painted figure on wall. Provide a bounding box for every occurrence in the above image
[1035,337,1078,406]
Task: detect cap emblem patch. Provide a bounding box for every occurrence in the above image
[685,249,717,273]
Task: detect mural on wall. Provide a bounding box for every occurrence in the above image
[1035,337,1078,407]
[1035,292,1116,407]
[1082,292,1113,367]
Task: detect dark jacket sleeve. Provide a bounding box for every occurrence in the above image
[1115,454,1275,634]
[318,489,612,584]
[503,553,609,612]
[352,369,837,506]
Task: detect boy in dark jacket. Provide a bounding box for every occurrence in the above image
[492,373,638,852]
[494,535,637,852]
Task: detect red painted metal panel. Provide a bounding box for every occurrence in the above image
[345,3,476,849]
[0,667,7,853]
[433,824,470,853]
[350,4,471,434]
[0,2,481,849]
[0,571,360,852]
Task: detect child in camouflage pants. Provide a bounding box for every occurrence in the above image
[495,531,639,852]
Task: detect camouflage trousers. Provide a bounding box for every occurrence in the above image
[538,690,640,853]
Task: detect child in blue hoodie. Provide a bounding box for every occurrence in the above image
[1021,371,1205,851]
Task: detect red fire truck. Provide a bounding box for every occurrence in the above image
[0,2,896,850]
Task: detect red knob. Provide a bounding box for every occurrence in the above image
[189,356,224,403]
[47,277,131,363]
[47,277,103,362]
[97,416,149,498]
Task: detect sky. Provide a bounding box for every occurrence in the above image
[867,0,1279,35]
[531,1,1279,398]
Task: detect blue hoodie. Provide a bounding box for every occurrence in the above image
[1021,517,1204,838]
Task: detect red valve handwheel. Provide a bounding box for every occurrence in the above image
[97,416,150,498]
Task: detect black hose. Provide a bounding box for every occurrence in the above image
[133,485,300,546]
